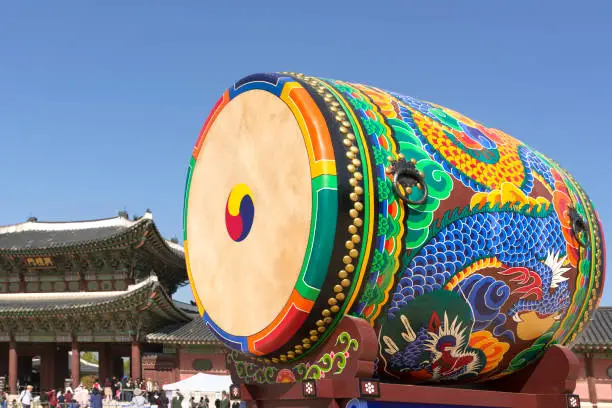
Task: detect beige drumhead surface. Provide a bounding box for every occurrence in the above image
[187,90,312,337]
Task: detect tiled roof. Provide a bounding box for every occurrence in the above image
[0,275,189,322]
[146,317,221,345]
[572,307,612,350]
[0,211,184,259]
[172,300,200,316]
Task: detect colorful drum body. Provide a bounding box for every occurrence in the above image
[184,72,605,383]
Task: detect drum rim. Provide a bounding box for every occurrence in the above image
[183,75,339,355]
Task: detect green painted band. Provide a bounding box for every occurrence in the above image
[294,174,338,301]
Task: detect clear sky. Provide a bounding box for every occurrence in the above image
[1,1,610,304]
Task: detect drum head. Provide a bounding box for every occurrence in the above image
[186,89,313,337]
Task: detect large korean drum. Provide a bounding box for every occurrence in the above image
[184,72,605,383]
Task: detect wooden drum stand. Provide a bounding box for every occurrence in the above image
[226,316,581,408]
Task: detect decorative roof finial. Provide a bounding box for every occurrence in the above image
[27,216,38,222]
[118,209,129,219]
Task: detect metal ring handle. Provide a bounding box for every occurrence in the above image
[392,168,428,206]
[569,208,589,247]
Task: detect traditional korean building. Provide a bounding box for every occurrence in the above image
[572,306,612,408]
[0,211,225,395]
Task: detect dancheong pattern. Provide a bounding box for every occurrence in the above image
[322,80,605,383]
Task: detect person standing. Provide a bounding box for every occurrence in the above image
[89,388,102,408]
[158,390,169,408]
[103,378,112,403]
[48,389,58,408]
[219,391,229,408]
[131,389,147,408]
[171,392,183,408]
[18,386,33,408]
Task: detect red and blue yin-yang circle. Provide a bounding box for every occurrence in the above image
[225,183,255,242]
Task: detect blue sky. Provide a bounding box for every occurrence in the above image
[0,1,610,304]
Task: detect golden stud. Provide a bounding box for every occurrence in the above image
[328,297,338,306]
[354,202,364,211]
[350,193,359,201]
[351,234,361,244]
[334,284,343,293]
[331,305,340,313]
[339,126,349,133]
[309,329,318,336]
[346,151,355,159]
[272,358,279,363]
[315,320,325,327]
[322,309,331,317]
[352,158,361,166]
[323,317,332,324]
[398,153,405,159]
[317,326,326,333]
[349,178,358,187]
[337,111,346,117]
[348,225,357,234]
[354,172,363,180]
[347,133,356,140]
[331,101,340,107]
[330,106,338,112]
[355,186,364,195]
[338,270,348,279]
[343,139,352,147]
[310,335,319,342]
[347,164,356,173]
[349,249,359,258]
[345,264,355,273]
[295,349,303,354]
[303,338,311,344]
[304,344,311,349]
[336,293,345,301]
[349,209,358,218]
[345,240,355,250]
[353,218,363,227]
[350,146,359,153]
[341,278,351,287]
[342,120,350,127]
[343,255,352,264]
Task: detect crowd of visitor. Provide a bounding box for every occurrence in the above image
[0,378,234,408]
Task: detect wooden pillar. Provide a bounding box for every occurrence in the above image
[98,343,110,381]
[71,337,80,387]
[174,346,181,382]
[55,346,69,389]
[40,344,56,391]
[585,353,598,407]
[131,341,141,380]
[8,337,17,394]
[112,357,124,378]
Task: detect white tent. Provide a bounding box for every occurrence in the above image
[163,373,232,392]
[163,373,232,406]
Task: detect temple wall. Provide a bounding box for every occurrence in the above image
[141,346,228,385]
[574,352,612,407]
[177,348,227,380]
